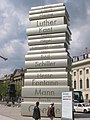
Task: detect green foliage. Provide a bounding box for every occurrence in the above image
[0,81,9,97]
[0,81,22,97]
[15,84,21,97]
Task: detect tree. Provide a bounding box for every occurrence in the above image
[16,84,21,97]
[0,81,9,97]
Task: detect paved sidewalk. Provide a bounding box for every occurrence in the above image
[0,103,60,120]
[0,103,90,120]
[0,115,15,120]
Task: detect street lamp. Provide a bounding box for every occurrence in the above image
[0,55,8,61]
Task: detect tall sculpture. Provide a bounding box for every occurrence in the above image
[21,3,72,117]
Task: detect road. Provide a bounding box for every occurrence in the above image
[75,112,90,118]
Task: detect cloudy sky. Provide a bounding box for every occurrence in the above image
[0,0,90,77]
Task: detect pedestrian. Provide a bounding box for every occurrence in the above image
[47,103,55,120]
[6,95,9,105]
[17,97,21,107]
[33,101,41,120]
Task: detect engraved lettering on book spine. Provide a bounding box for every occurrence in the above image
[25,59,67,68]
[24,78,67,86]
[30,17,67,27]
[25,52,68,60]
[29,11,68,20]
[26,24,71,36]
[22,86,69,98]
[25,72,67,79]
[28,37,70,46]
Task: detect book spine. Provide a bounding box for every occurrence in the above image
[28,32,66,39]
[27,48,66,54]
[26,24,71,36]
[31,3,64,10]
[30,17,67,27]
[28,36,70,46]
[29,6,65,15]
[27,68,66,72]
[29,43,67,50]
[23,97,62,102]
[25,59,67,69]
[25,71,67,79]
[25,52,68,61]
[21,102,62,117]
[29,10,68,20]
[24,78,67,86]
[22,86,69,98]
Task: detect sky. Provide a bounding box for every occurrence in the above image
[0,0,90,77]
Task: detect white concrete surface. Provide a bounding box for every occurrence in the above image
[0,115,15,120]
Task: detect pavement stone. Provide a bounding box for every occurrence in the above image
[0,102,90,120]
[0,115,15,120]
[0,103,60,120]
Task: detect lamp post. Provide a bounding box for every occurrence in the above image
[0,55,8,61]
[21,68,24,86]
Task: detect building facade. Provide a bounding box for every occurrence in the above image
[0,68,25,98]
[72,53,90,100]
[0,69,25,86]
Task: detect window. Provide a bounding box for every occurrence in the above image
[86,94,88,99]
[86,78,89,88]
[74,72,76,76]
[80,70,82,75]
[74,103,77,106]
[86,69,89,74]
[74,80,76,89]
[78,104,82,107]
[80,79,82,89]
